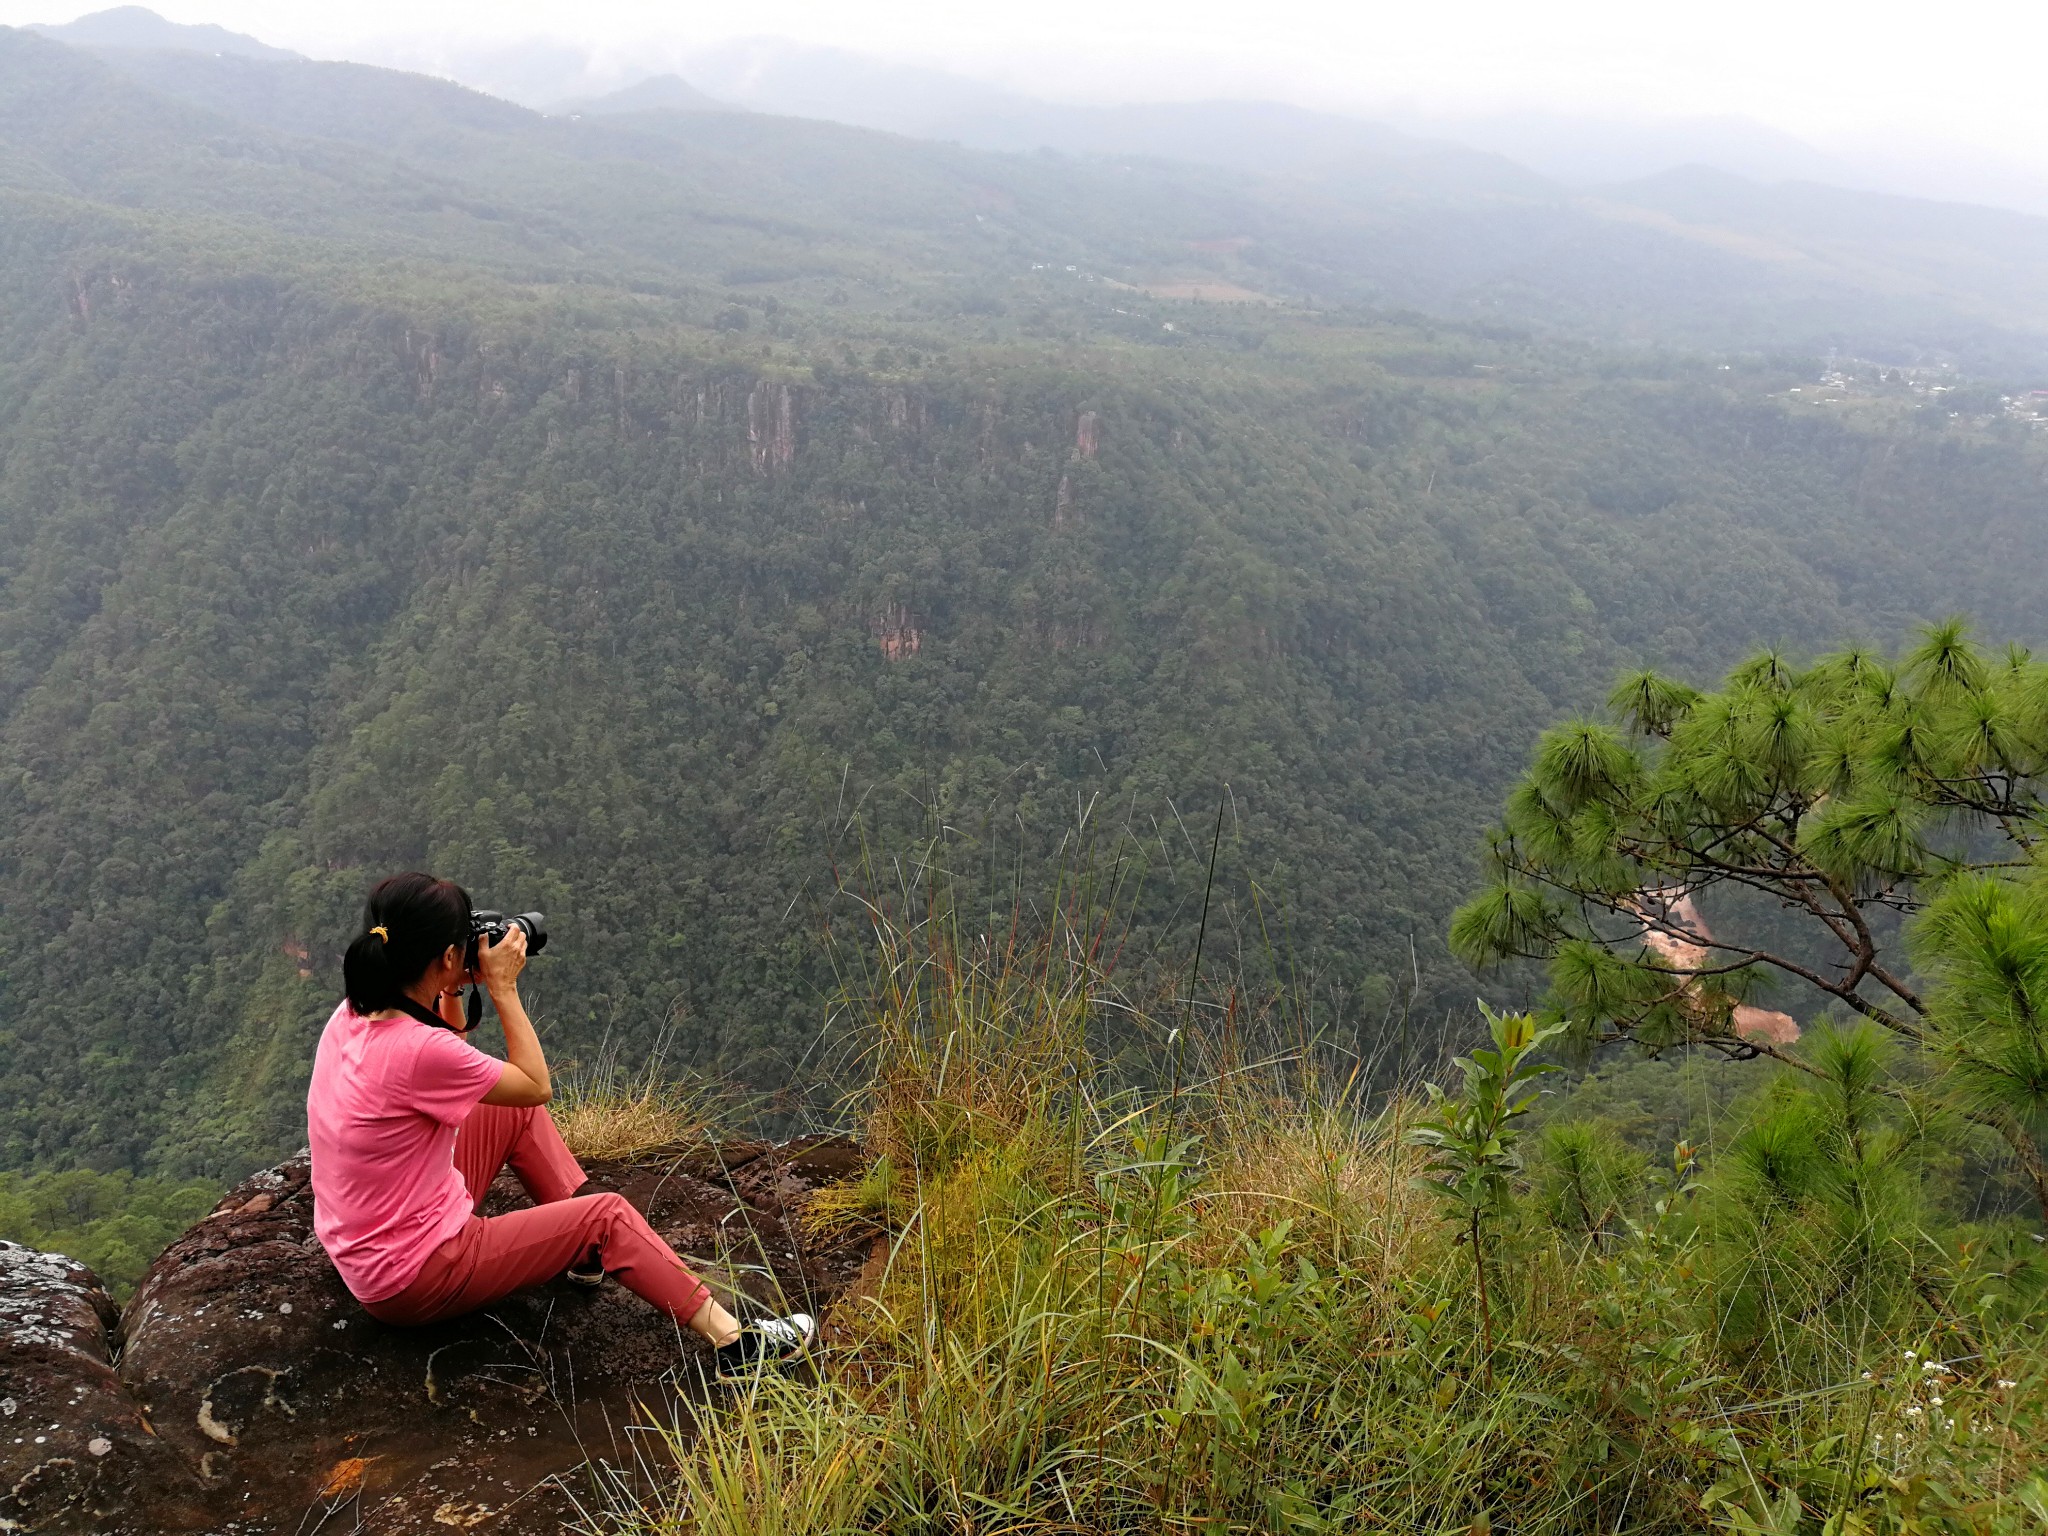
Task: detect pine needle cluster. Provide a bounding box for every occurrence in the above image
[1453,621,2048,1218]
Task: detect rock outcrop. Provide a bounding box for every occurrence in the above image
[0,1243,184,1532]
[1627,889,1801,1049]
[1,1136,867,1534]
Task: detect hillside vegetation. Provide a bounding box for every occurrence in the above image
[580,893,2047,1536]
[2,25,2048,1185]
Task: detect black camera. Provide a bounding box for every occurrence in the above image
[466,909,547,969]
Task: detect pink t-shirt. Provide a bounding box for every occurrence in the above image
[306,1001,505,1303]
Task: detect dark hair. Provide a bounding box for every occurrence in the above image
[342,872,472,1013]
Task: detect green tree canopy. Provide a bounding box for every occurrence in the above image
[1453,620,2048,1215]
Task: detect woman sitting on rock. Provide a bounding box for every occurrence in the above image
[306,871,814,1377]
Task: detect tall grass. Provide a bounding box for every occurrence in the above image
[591,871,2047,1535]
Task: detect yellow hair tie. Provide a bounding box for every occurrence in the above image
[370,925,390,943]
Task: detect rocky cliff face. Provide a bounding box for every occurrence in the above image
[1,1136,868,1534]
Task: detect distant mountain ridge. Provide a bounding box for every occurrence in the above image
[561,72,730,117]
[10,23,2048,372]
[1393,108,1862,192]
[605,38,2048,218]
[28,4,297,61]
[30,10,2048,221]
[675,38,1549,198]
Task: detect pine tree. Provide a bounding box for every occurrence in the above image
[1452,620,2048,1216]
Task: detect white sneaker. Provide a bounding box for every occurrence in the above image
[713,1312,816,1380]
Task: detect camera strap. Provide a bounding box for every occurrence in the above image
[391,993,476,1035]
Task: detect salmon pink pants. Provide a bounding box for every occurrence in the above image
[363,1101,712,1328]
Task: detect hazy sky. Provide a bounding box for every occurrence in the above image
[6,0,2042,153]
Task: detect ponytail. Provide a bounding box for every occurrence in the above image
[342,871,472,1013]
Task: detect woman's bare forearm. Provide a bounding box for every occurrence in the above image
[490,982,550,1101]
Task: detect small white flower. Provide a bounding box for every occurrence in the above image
[1904,1350,1918,1361]
[1997,1379,2018,1389]
[1905,1405,1923,1417]
[1930,1396,1943,1407]
[1860,1370,1873,1381]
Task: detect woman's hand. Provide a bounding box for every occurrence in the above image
[475,924,527,996]
[475,925,548,1106]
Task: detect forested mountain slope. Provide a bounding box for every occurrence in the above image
[2,26,2047,1180]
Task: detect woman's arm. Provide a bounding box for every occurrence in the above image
[475,928,552,1107]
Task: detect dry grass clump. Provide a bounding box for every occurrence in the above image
[600,1379,885,1536]
[858,925,1094,1173]
[549,1040,732,1161]
[1200,1091,1438,1284]
[803,906,1102,1245]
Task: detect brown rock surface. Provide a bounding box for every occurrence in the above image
[0,1243,193,1531]
[1627,888,1801,1049]
[0,1135,867,1534]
